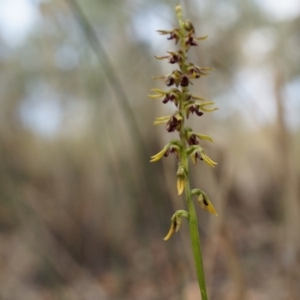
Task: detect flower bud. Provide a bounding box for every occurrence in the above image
[183,20,194,33]
[197,193,218,216]
[176,164,187,195]
[163,210,189,241]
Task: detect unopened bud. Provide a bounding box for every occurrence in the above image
[183,20,194,32]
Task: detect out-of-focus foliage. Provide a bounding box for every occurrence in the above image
[0,0,299,299]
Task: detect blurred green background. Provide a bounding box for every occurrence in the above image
[0,0,300,299]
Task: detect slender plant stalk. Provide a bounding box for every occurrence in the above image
[183,150,208,298]
[179,91,208,298]
[149,5,219,299]
[186,184,208,299]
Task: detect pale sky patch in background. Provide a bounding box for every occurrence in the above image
[254,0,300,21]
[0,0,40,47]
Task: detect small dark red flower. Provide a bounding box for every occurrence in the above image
[180,75,190,87]
[162,94,176,106]
[185,36,198,47]
[167,31,180,44]
[187,105,203,118]
[163,146,179,159]
[166,76,175,86]
[166,115,182,132]
[187,64,211,78]
[187,134,199,145]
[157,29,181,44]
[169,54,181,64]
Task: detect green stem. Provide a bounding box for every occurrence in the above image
[186,181,208,300]
[180,130,208,300]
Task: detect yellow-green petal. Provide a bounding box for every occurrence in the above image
[202,153,217,167]
[177,176,185,195]
[153,116,170,125]
[148,94,163,99]
[190,151,197,165]
[195,133,213,142]
[154,55,169,60]
[197,194,218,216]
[198,102,218,112]
[164,221,176,241]
[150,145,169,162]
[194,35,208,41]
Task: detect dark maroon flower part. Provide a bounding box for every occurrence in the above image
[169,53,181,64]
[166,116,182,132]
[166,76,175,86]
[185,36,198,47]
[195,151,203,162]
[187,134,199,146]
[187,105,203,118]
[163,146,179,159]
[180,75,190,87]
[167,31,180,44]
[162,94,176,106]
